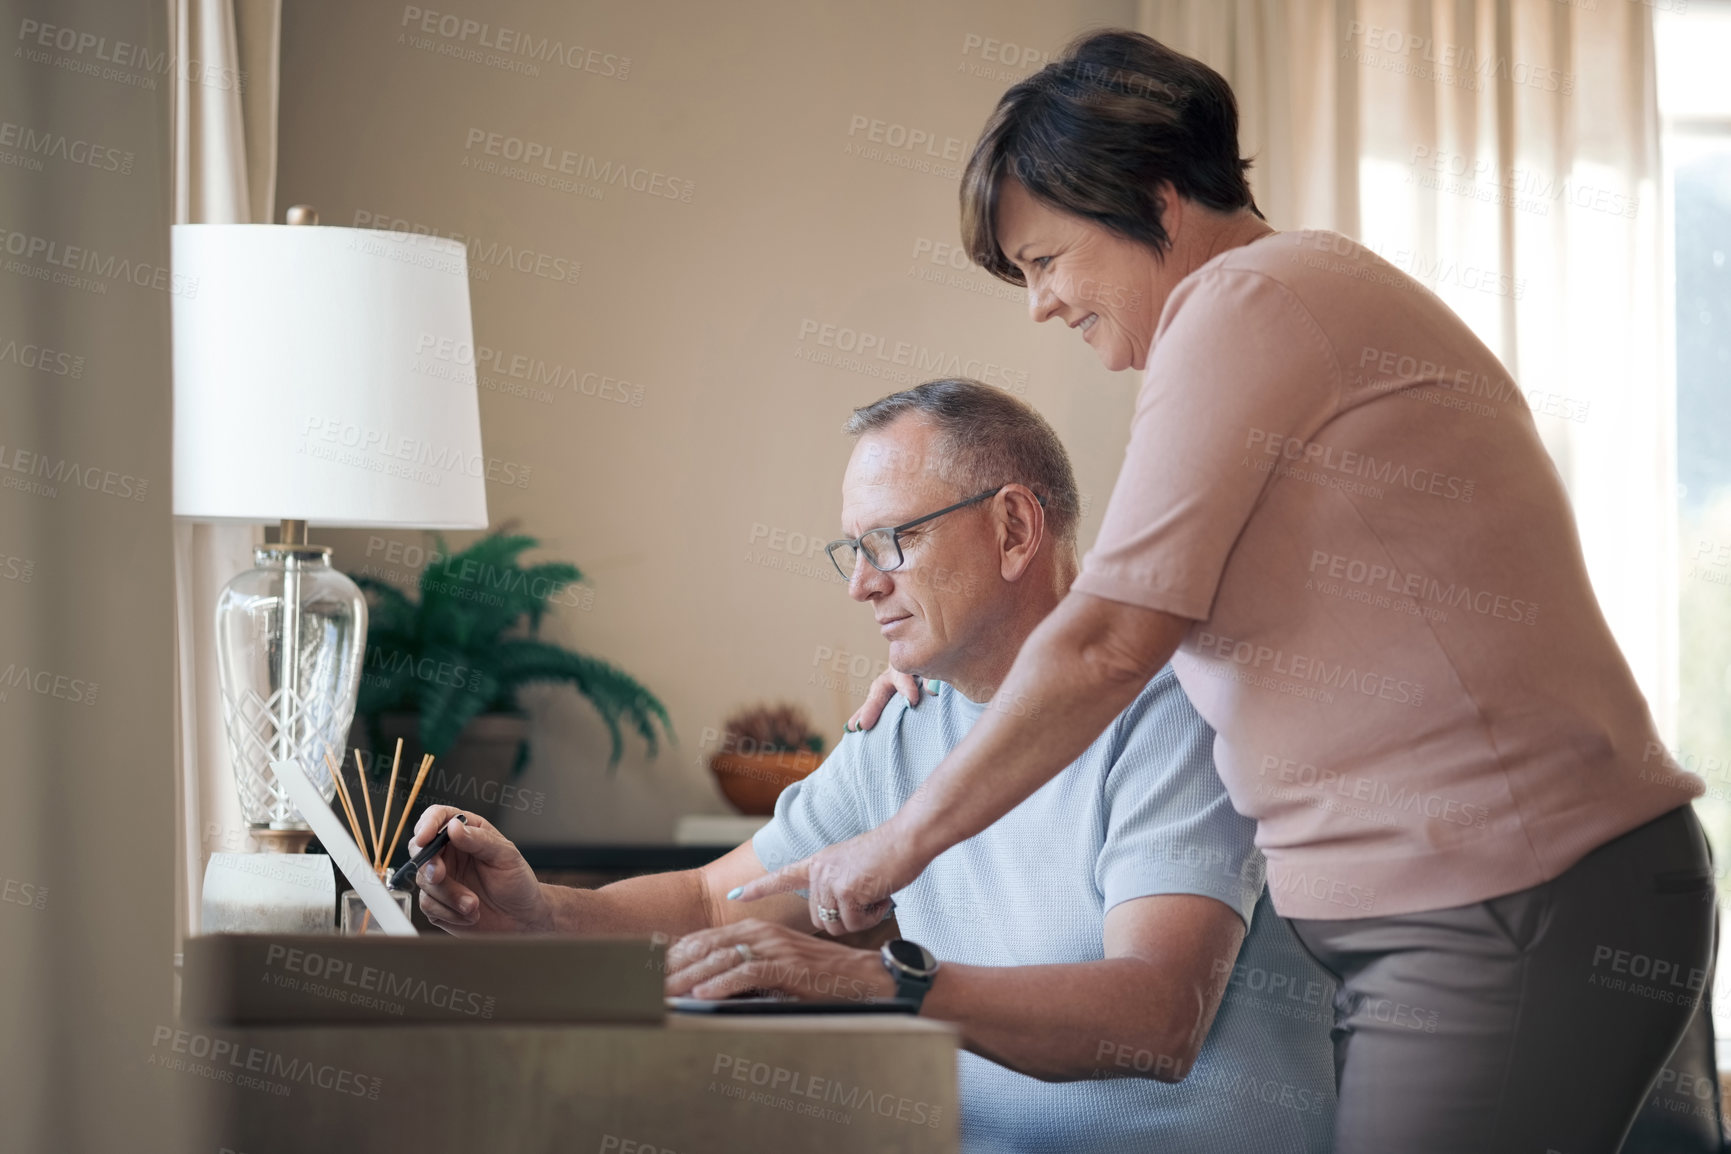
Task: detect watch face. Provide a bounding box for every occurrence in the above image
[887,939,932,973]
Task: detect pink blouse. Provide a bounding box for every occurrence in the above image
[1073,229,1701,919]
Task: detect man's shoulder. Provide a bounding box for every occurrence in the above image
[1091,664,1222,801]
[845,668,1208,770]
[853,685,925,740]
[858,681,981,746]
[1110,664,1208,744]
[825,685,946,775]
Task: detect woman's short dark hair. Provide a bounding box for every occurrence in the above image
[961,29,1261,284]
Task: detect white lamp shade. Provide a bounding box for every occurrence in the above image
[172,224,490,529]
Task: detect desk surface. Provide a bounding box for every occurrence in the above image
[668,1012,955,1036]
[177,1014,959,1154]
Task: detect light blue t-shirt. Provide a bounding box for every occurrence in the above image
[753,668,1338,1154]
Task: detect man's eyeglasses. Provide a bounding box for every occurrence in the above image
[825,485,1044,581]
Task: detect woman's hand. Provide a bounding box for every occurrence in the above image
[664,919,894,1002]
[846,667,926,732]
[409,805,554,934]
[733,817,928,934]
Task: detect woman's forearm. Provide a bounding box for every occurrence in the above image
[900,591,1189,860]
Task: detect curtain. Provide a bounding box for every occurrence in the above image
[0,0,186,1147]
[1136,0,1676,732]
[169,0,281,946]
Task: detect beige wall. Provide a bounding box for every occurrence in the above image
[278,0,1138,843]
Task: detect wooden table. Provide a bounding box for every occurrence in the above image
[180,1013,959,1153]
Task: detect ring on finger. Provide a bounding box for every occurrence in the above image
[817,906,842,923]
[735,942,754,964]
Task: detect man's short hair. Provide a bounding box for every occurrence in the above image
[843,378,1081,547]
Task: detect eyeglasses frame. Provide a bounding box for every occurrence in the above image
[824,484,1046,582]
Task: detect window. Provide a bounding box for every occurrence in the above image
[1656,0,1731,1066]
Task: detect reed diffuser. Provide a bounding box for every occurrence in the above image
[323,741,438,934]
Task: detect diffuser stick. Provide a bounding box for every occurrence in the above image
[324,750,368,854]
[354,749,380,861]
[382,754,435,874]
[374,738,404,870]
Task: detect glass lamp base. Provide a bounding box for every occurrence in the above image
[215,542,366,828]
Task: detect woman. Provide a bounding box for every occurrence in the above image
[737,29,1715,1154]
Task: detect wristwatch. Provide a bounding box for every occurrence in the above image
[880,939,940,1010]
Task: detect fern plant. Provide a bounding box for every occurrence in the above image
[351,532,672,770]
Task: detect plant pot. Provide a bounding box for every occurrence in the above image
[708,749,823,816]
[351,712,531,832]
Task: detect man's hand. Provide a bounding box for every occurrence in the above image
[664,919,894,1002]
[732,817,923,934]
[408,805,554,934]
[846,667,926,733]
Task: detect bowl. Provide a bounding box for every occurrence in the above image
[708,749,823,815]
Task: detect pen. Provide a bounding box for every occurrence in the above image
[389,814,466,889]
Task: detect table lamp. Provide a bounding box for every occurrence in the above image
[173,206,489,853]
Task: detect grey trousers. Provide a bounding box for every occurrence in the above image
[1288,805,1715,1154]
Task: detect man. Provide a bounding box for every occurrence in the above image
[408,378,1336,1153]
